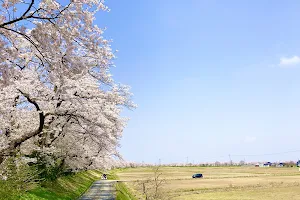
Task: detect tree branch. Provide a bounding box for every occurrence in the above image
[0,0,35,28]
[0,89,45,160]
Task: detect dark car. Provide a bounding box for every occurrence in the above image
[192,173,203,178]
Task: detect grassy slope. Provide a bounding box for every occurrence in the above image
[20,170,102,200]
[1,168,136,200]
[108,169,137,200]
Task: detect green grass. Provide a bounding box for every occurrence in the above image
[19,170,102,200]
[1,168,137,200]
[109,169,137,200]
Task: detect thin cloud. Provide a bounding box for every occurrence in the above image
[279,56,300,67]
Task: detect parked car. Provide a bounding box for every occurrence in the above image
[192,173,203,178]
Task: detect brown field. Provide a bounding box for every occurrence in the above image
[116,166,300,200]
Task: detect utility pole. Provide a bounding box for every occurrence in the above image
[229,154,232,166]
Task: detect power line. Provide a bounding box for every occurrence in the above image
[231,149,300,157]
[168,150,300,164]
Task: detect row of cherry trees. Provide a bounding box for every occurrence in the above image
[0,0,134,171]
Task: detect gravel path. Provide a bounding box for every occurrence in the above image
[79,180,116,200]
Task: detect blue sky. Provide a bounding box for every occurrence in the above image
[96,0,300,164]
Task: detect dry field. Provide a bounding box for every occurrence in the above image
[116,166,300,200]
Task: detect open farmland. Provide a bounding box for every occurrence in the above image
[116,166,300,200]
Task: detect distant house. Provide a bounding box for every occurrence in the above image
[258,163,269,167]
[262,162,271,167]
[276,163,285,167]
[258,162,272,167]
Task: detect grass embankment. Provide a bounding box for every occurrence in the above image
[18,170,102,200]
[108,169,137,200]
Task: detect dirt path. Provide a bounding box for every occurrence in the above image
[79,180,116,200]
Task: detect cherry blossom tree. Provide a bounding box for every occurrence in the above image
[0,0,135,170]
